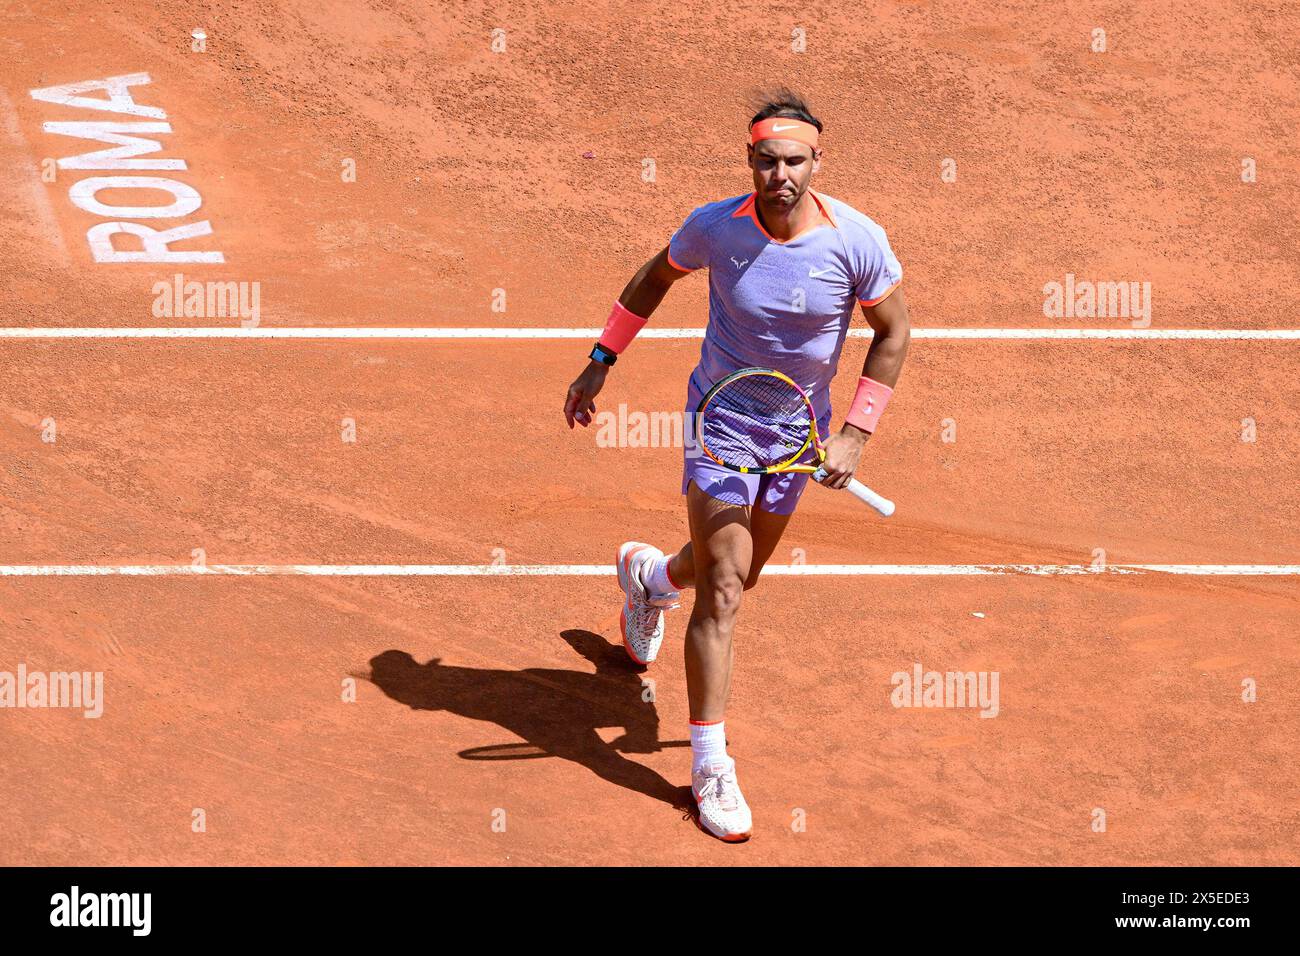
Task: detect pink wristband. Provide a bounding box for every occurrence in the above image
[844,376,893,433]
[598,300,648,354]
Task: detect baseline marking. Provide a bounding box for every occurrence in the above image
[1,564,1297,576]
[0,328,1299,341]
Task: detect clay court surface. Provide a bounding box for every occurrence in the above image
[1,1,1297,865]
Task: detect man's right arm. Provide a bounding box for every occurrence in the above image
[617,245,693,318]
[563,246,692,429]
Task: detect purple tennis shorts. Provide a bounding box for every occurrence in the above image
[681,403,833,516]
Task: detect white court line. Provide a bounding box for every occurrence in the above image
[1,564,1297,576]
[0,327,1299,340]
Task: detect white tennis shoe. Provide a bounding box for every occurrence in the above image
[692,756,753,842]
[617,542,679,666]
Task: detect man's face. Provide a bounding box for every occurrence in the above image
[748,138,821,208]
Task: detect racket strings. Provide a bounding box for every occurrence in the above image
[698,374,814,469]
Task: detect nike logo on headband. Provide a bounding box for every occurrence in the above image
[771,123,800,132]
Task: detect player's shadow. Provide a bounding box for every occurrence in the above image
[367,629,691,809]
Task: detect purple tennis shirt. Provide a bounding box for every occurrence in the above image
[667,189,903,417]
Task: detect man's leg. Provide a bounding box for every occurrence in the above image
[665,503,794,594]
[679,481,762,841]
[682,481,752,721]
[622,471,797,668]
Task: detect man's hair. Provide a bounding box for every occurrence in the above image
[747,87,823,133]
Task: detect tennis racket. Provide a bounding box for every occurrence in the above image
[694,367,895,517]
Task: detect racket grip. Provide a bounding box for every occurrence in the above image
[846,478,895,517]
[812,468,895,517]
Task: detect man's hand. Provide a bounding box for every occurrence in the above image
[564,361,610,429]
[817,425,869,489]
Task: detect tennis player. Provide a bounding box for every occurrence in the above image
[563,89,910,842]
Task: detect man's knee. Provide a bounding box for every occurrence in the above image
[702,567,746,618]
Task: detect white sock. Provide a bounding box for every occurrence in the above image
[690,720,727,774]
[640,552,680,597]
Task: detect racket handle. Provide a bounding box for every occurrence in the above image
[812,468,895,517]
[846,478,895,516]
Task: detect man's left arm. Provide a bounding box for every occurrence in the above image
[819,288,910,488]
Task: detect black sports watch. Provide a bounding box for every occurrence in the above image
[589,342,618,366]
